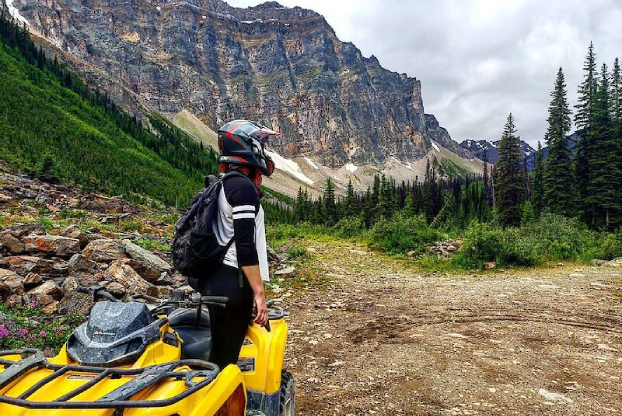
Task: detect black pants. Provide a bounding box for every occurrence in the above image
[198,264,253,370]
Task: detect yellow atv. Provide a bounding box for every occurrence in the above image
[0,286,294,416]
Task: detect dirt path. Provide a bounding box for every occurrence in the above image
[278,241,622,416]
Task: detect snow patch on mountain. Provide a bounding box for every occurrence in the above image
[345,163,358,173]
[5,0,29,25]
[304,157,319,170]
[431,141,440,152]
[265,150,314,185]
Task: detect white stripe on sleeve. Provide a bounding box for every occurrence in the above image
[233,205,256,213]
[233,213,256,220]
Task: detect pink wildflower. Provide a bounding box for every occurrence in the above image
[0,325,8,339]
[18,328,29,338]
[39,330,47,338]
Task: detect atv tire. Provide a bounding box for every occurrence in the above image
[279,370,295,416]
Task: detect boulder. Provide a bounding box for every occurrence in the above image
[41,301,60,314]
[0,232,25,254]
[6,256,68,277]
[267,246,279,265]
[0,268,25,298]
[23,272,43,288]
[60,225,89,247]
[275,266,296,279]
[24,280,64,307]
[105,281,127,297]
[106,259,158,297]
[57,291,93,316]
[23,234,80,257]
[122,240,172,282]
[68,254,99,276]
[3,224,45,238]
[82,239,125,262]
[484,262,497,270]
[0,311,21,333]
[5,294,23,308]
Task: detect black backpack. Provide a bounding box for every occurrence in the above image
[171,171,246,278]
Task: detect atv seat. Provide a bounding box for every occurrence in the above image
[168,308,212,362]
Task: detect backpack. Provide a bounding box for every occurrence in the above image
[171,171,246,278]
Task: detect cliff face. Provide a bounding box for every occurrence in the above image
[14,0,465,165]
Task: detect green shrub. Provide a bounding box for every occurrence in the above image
[589,232,622,260]
[334,217,366,239]
[286,244,307,259]
[370,213,445,255]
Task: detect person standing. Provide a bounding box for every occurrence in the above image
[198,120,277,370]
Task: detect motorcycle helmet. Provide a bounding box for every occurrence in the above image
[217,120,278,176]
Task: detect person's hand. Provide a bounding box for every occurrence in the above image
[253,292,268,326]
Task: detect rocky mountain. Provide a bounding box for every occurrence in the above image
[8,0,470,168]
[460,139,536,167]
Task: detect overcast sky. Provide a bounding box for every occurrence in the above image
[227,0,622,148]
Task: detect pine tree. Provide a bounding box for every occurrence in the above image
[361,188,374,228]
[494,113,525,227]
[343,178,356,218]
[544,68,575,217]
[532,142,545,217]
[323,178,337,226]
[574,44,598,220]
[613,58,621,121]
[587,64,619,228]
[575,42,598,132]
[482,149,493,207]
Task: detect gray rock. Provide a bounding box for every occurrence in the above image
[60,225,89,247]
[23,272,43,288]
[0,232,25,254]
[0,268,24,299]
[538,388,573,404]
[6,256,68,277]
[0,311,21,333]
[106,259,158,298]
[122,239,172,282]
[23,234,80,257]
[275,266,296,279]
[3,224,45,238]
[68,254,99,276]
[82,239,125,262]
[24,280,64,307]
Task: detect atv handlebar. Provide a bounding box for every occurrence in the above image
[77,285,118,303]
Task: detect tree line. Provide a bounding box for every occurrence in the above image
[0,11,219,207]
[495,43,621,230]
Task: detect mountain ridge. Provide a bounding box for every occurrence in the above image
[9,0,471,167]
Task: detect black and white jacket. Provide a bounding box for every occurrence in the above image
[213,174,269,282]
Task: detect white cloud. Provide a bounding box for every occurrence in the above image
[226,0,622,147]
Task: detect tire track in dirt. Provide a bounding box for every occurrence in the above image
[280,241,622,416]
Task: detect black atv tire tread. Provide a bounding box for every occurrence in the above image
[278,370,295,416]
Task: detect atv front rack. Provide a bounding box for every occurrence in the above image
[0,349,219,409]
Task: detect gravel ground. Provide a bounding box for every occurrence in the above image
[279,241,622,416]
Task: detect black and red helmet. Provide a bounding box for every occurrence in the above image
[217,120,279,176]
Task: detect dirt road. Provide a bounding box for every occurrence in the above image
[279,241,622,416]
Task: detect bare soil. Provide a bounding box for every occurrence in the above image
[279,241,622,416]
